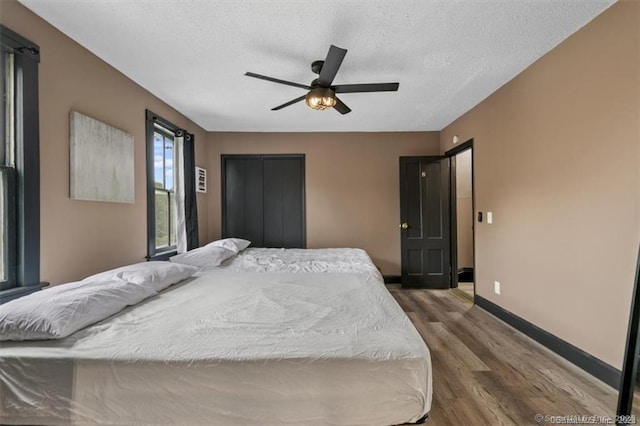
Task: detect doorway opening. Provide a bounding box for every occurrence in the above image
[446,140,475,302]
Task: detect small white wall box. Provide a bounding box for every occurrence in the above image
[196,167,207,193]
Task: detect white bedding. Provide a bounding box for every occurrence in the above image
[0,272,431,425]
[204,247,384,280]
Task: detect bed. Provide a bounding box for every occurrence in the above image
[0,248,432,426]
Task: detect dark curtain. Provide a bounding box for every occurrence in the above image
[183,132,199,249]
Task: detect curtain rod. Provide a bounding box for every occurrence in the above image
[153,118,191,140]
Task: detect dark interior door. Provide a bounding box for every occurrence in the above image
[223,155,305,248]
[399,156,451,288]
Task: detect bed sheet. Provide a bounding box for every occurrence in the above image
[201,247,383,281]
[0,271,431,426]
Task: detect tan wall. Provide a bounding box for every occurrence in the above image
[0,0,209,285]
[207,132,440,275]
[456,197,473,268]
[440,1,639,369]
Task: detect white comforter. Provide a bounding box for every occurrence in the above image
[203,247,383,280]
[0,271,431,426]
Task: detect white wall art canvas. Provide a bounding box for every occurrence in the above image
[70,111,134,203]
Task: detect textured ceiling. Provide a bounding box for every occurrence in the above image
[19,0,614,132]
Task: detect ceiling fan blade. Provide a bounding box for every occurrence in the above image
[245,72,310,90]
[271,95,307,111]
[333,97,351,115]
[318,45,347,87]
[333,82,399,93]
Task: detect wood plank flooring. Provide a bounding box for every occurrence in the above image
[388,288,640,426]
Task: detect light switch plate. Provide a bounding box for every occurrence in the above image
[494,281,501,295]
[487,212,493,224]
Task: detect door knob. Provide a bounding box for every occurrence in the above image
[400,222,408,229]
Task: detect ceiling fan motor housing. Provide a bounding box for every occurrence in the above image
[309,78,322,89]
[311,60,324,75]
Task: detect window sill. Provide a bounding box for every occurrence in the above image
[148,250,177,261]
[0,282,48,304]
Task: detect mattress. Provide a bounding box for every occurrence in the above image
[0,271,431,426]
[202,247,383,280]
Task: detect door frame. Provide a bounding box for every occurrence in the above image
[445,139,475,291]
[617,244,640,421]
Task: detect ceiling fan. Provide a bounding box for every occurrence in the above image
[245,45,399,115]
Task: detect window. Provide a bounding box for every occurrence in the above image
[0,49,16,290]
[153,126,177,250]
[146,110,199,259]
[146,110,180,260]
[0,25,41,301]
[0,167,16,290]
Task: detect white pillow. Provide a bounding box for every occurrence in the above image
[0,280,156,341]
[206,238,251,253]
[170,246,236,268]
[82,261,198,292]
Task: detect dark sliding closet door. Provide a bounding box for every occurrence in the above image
[222,155,305,248]
[223,157,264,246]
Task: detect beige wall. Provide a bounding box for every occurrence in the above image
[456,197,473,268]
[440,1,639,369]
[455,149,474,269]
[207,132,440,275]
[0,0,209,285]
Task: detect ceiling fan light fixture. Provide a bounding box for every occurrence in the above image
[305,87,336,110]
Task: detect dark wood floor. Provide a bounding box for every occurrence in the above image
[388,288,640,426]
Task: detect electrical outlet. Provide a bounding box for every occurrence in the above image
[494,281,501,295]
